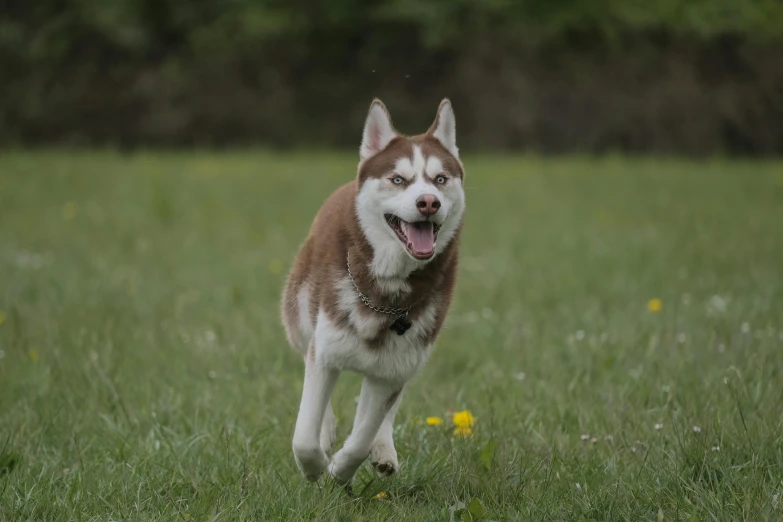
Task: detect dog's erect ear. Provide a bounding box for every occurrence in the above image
[427,99,458,159]
[360,99,397,161]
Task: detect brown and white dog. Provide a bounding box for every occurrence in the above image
[281,98,466,485]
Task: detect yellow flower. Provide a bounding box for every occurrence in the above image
[62,201,78,220]
[268,258,284,275]
[29,348,39,363]
[452,410,475,428]
[451,410,475,437]
[453,426,473,437]
[647,298,662,313]
[373,491,388,500]
[426,416,443,426]
[0,311,6,326]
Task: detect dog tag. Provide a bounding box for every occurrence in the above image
[389,314,412,335]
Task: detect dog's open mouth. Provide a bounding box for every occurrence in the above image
[384,214,441,260]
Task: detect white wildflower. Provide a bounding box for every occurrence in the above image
[706,295,728,316]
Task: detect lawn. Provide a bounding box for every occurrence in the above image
[1,151,783,521]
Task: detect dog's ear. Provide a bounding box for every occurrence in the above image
[427,99,458,159]
[360,99,397,161]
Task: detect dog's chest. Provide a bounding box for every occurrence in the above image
[314,277,440,382]
[315,310,435,383]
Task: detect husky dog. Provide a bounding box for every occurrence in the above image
[281,98,466,485]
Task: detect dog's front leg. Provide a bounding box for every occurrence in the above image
[292,343,339,481]
[370,389,402,476]
[329,377,403,485]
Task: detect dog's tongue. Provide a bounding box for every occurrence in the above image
[406,221,435,255]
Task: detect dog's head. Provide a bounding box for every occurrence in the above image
[355,98,466,273]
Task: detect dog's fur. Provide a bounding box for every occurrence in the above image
[281,98,466,485]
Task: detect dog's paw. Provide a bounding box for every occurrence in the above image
[293,443,329,482]
[370,443,398,476]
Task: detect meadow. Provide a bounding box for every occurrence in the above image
[1,152,782,521]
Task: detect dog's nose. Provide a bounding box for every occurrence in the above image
[416,194,441,216]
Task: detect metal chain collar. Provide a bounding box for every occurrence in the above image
[346,251,415,315]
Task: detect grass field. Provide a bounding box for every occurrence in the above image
[1,152,783,521]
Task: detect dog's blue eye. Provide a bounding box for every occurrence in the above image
[436,175,447,184]
[391,176,404,185]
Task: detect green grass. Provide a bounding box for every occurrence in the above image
[1,151,783,521]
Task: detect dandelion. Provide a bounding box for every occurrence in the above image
[647,298,662,313]
[575,330,585,341]
[514,372,526,381]
[453,410,475,428]
[452,410,475,437]
[676,332,687,344]
[62,201,78,220]
[706,295,728,315]
[692,425,702,433]
[590,437,598,444]
[0,311,5,326]
[662,384,671,393]
[426,416,443,426]
[741,322,750,334]
[654,423,663,430]
[29,348,39,363]
[580,434,590,441]
[453,426,472,437]
[373,491,388,500]
[711,446,720,452]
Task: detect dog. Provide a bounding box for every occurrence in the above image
[281,98,466,485]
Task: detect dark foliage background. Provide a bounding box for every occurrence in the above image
[2,0,782,154]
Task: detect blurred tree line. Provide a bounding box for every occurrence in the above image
[2,0,782,154]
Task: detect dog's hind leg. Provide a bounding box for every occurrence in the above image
[320,400,337,453]
[292,343,339,481]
